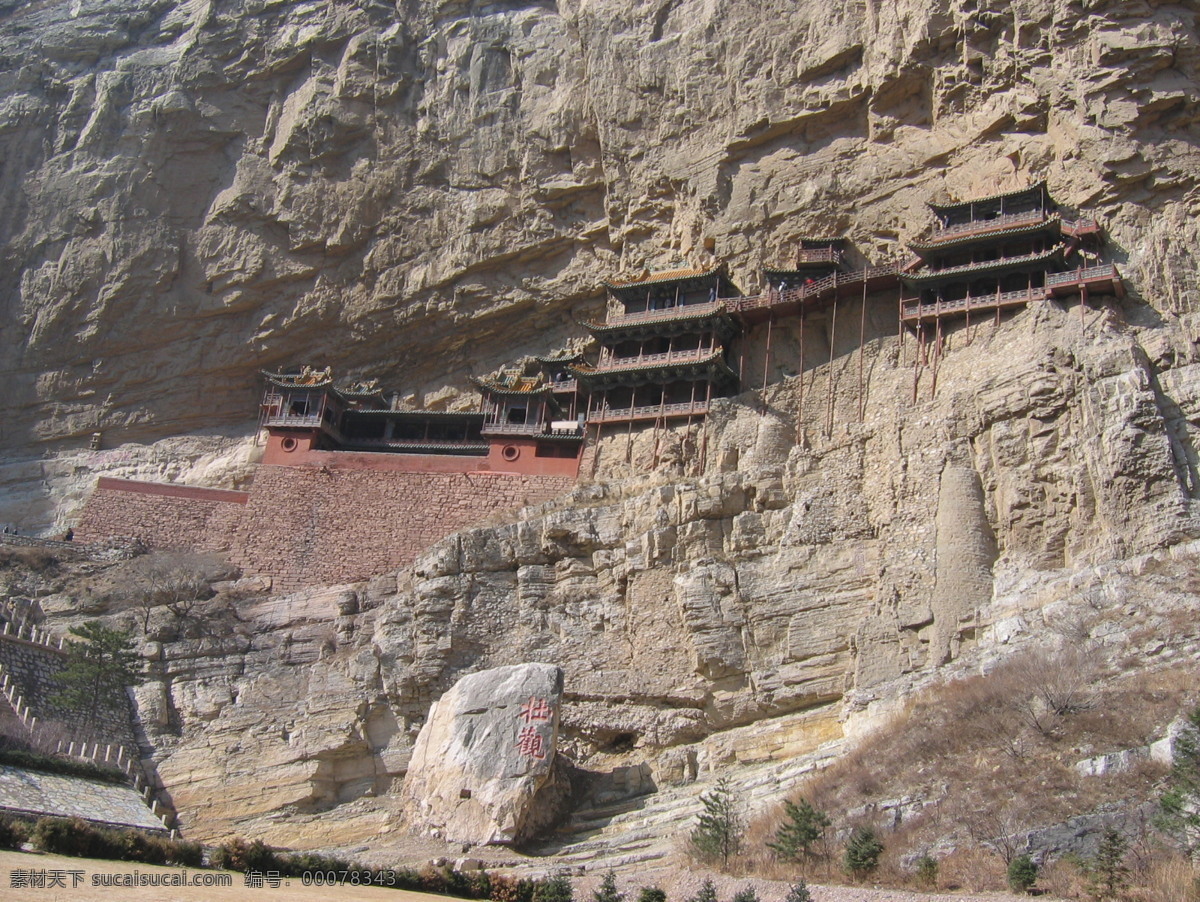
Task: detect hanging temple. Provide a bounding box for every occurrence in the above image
[259,182,1122,479]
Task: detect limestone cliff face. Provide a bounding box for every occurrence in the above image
[6,0,1200,854]
[131,298,1200,845]
[2,0,1199,528]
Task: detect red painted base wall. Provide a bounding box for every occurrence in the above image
[75,465,574,590]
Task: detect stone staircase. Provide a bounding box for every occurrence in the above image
[0,600,176,833]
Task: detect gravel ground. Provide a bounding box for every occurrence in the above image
[570,868,1065,902]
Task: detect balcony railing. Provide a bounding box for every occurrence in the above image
[346,437,489,453]
[591,400,710,423]
[1061,218,1099,237]
[482,422,549,436]
[603,299,724,328]
[932,210,1046,239]
[1045,264,1119,287]
[263,413,323,429]
[732,264,901,314]
[595,347,714,372]
[901,286,1041,321]
[793,247,843,265]
[549,378,578,393]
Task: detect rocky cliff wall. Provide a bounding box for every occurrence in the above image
[5,0,1200,855]
[113,293,1200,844]
[2,0,1199,531]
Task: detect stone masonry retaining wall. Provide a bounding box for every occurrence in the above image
[0,630,136,752]
[75,478,250,554]
[75,465,575,591]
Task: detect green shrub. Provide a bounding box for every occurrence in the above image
[32,817,98,857]
[689,778,742,869]
[636,888,666,902]
[491,874,536,902]
[915,854,938,888]
[1007,855,1038,893]
[211,836,279,872]
[684,878,718,902]
[783,882,812,902]
[843,826,883,880]
[0,815,28,850]
[1086,829,1130,901]
[534,874,573,902]
[731,888,759,902]
[167,838,204,867]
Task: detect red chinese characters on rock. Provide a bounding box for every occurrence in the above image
[515,695,553,761]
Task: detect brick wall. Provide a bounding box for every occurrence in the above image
[229,466,574,591]
[74,478,249,553]
[76,466,574,591]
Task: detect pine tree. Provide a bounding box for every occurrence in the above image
[1157,706,1200,858]
[842,826,883,881]
[688,777,743,869]
[51,621,143,739]
[1086,829,1130,901]
[635,888,666,902]
[731,888,759,902]
[767,798,831,866]
[592,871,623,902]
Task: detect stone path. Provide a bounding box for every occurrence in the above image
[0,764,164,831]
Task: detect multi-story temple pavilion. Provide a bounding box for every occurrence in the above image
[259,369,487,460]
[571,266,740,425]
[899,182,1122,325]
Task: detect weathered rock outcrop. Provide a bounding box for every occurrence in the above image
[402,663,570,845]
[2,0,1200,531]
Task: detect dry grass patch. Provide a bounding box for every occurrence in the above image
[747,647,1197,893]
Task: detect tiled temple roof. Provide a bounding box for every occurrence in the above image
[902,247,1063,286]
[568,348,736,384]
[471,375,553,396]
[603,264,721,291]
[262,368,333,389]
[908,216,1062,255]
[928,181,1048,215]
[582,302,734,336]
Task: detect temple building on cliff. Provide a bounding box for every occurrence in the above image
[899,182,1122,326]
[571,266,741,427]
[76,180,1127,589]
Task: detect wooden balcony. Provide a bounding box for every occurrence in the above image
[594,347,715,373]
[481,421,549,436]
[900,264,1122,324]
[932,210,1046,240]
[733,264,901,323]
[346,437,489,454]
[1061,218,1100,238]
[1046,264,1123,297]
[263,413,323,429]
[793,247,843,265]
[590,400,710,424]
[900,287,1042,325]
